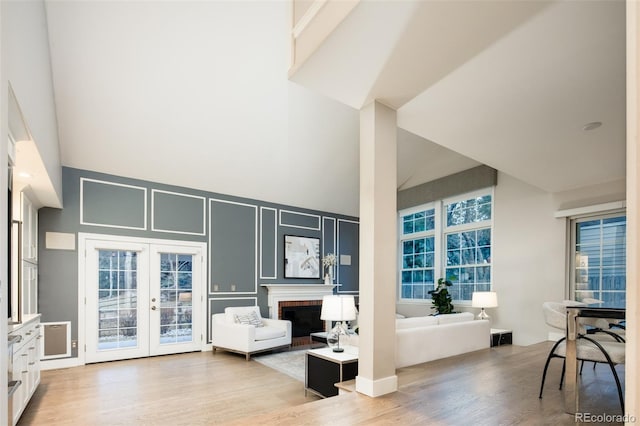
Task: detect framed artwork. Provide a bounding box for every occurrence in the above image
[284,235,321,278]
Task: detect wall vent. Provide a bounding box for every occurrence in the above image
[41,321,71,360]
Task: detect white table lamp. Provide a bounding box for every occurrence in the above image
[320,295,357,352]
[471,291,498,320]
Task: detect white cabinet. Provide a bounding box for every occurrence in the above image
[22,262,38,316]
[21,193,38,263]
[9,316,41,426]
[13,191,39,318]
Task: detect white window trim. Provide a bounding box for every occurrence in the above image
[555,201,625,218]
[397,187,495,304]
[398,202,440,302]
[443,187,494,305]
[568,209,626,303]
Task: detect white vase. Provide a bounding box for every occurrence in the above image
[324,272,332,285]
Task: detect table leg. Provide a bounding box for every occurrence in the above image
[565,307,579,414]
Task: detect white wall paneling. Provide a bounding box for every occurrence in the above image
[260,207,278,279]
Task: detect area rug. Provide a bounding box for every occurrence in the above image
[253,349,306,383]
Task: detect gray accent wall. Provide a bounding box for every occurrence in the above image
[209,199,257,293]
[397,165,498,210]
[81,178,147,229]
[260,208,277,279]
[279,210,321,230]
[38,167,359,357]
[152,190,206,235]
[337,220,359,293]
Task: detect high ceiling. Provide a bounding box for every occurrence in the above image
[43,0,626,217]
[292,0,626,197]
[44,0,362,216]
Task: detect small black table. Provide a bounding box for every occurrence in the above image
[490,328,512,347]
[305,347,358,398]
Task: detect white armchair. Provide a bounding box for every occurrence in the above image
[211,306,292,360]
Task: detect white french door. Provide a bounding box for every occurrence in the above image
[83,236,205,363]
[149,244,203,356]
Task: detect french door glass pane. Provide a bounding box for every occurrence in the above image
[159,253,193,344]
[97,250,139,350]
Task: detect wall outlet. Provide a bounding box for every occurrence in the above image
[71,340,77,349]
[213,284,219,291]
[231,284,236,291]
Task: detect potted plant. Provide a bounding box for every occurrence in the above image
[428,278,454,314]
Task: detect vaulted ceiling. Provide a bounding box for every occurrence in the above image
[291,0,626,196]
[42,0,626,217]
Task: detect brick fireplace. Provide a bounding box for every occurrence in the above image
[261,284,336,346]
[279,300,323,346]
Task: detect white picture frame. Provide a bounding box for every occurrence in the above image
[284,235,320,279]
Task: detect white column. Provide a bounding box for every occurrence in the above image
[625,0,639,417]
[355,101,398,397]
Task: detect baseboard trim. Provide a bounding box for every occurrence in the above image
[41,357,81,371]
[355,374,398,397]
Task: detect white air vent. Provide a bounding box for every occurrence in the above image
[41,322,71,360]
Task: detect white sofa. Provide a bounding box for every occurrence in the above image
[395,312,490,368]
[211,306,292,360]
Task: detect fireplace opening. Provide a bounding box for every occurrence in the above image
[281,305,324,338]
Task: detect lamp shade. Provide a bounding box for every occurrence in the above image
[320,295,357,321]
[471,291,498,308]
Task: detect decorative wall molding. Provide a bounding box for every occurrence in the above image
[337,219,359,294]
[208,198,258,295]
[151,189,206,235]
[80,177,147,230]
[322,216,336,254]
[279,209,321,230]
[260,207,278,279]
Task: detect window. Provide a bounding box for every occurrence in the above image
[445,228,491,301]
[572,213,626,308]
[400,207,436,300]
[399,190,493,302]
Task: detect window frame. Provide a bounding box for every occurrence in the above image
[568,210,626,307]
[397,187,494,304]
[397,202,441,302]
[442,189,494,304]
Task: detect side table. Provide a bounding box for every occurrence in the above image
[490,328,512,347]
[305,347,358,398]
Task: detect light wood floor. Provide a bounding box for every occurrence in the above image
[18,342,625,425]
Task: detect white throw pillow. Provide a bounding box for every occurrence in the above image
[225,306,261,324]
[235,311,264,327]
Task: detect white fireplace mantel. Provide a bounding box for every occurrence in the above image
[261,284,336,319]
